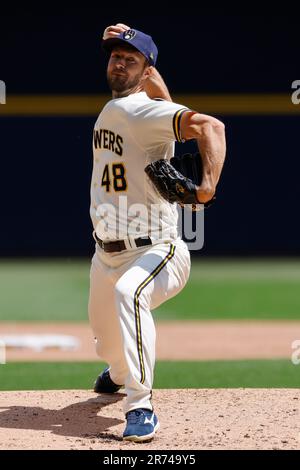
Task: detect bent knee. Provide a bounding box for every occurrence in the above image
[114,278,150,307]
[114,278,135,303]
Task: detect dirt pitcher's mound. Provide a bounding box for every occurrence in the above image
[0,389,299,450]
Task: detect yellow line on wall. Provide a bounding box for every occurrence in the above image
[0,94,299,116]
[176,94,300,115]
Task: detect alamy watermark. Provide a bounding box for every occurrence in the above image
[0,80,6,104]
[93,196,205,250]
[0,341,6,364]
[291,80,300,105]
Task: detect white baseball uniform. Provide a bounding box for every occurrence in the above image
[89,91,191,414]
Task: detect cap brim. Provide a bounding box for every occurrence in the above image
[101,36,154,65]
[102,37,136,53]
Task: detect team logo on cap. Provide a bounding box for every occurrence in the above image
[123,29,136,40]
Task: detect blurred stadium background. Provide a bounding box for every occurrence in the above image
[1,11,300,390]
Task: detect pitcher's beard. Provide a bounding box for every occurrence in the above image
[107,72,141,95]
[107,75,128,92]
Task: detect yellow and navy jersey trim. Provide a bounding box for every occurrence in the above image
[173,108,188,143]
[133,243,176,384]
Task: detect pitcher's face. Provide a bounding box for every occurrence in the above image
[107,46,148,93]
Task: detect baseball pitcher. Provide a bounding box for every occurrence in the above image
[88,23,226,442]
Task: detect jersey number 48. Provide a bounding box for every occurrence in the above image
[101,163,127,192]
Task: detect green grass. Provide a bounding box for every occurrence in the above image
[1,258,300,321]
[1,360,300,390]
[0,259,89,322]
[156,259,300,320]
[156,280,300,320]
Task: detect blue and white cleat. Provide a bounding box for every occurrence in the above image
[123,408,160,442]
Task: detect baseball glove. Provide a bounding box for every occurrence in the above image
[145,152,216,210]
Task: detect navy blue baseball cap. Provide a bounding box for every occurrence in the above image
[102,28,158,66]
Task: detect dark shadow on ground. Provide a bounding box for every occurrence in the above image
[0,393,125,441]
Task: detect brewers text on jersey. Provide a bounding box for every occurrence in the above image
[93,129,123,156]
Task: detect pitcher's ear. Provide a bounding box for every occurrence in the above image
[143,65,152,77]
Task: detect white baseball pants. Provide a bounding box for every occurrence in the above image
[88,238,191,414]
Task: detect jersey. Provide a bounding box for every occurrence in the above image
[90,91,188,242]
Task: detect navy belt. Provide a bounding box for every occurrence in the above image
[94,233,152,253]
